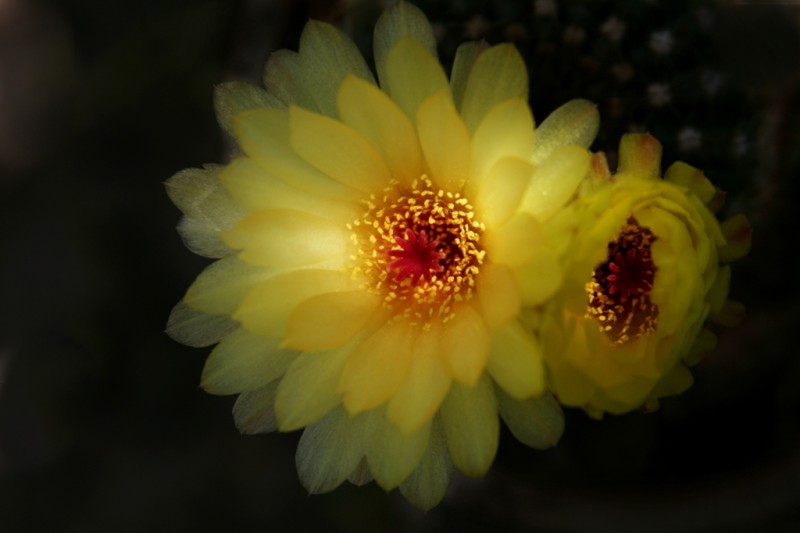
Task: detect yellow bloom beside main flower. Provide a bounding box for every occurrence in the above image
[539,133,751,418]
[166,2,598,508]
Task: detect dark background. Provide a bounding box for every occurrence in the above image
[1,0,798,531]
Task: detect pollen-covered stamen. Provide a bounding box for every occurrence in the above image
[348,176,485,324]
[586,217,659,344]
[387,228,445,284]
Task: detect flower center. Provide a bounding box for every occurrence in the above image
[348,176,485,324]
[585,217,659,344]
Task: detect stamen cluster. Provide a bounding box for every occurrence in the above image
[349,177,485,324]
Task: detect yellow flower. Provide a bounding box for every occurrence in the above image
[166,1,598,509]
[540,133,752,418]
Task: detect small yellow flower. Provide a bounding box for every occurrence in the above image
[539,133,751,418]
[166,2,598,508]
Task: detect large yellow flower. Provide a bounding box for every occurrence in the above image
[166,1,598,509]
[539,133,751,418]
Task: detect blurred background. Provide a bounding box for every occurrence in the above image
[0,0,798,530]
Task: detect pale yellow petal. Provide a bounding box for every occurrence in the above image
[214,81,282,136]
[283,290,382,352]
[459,43,528,133]
[292,20,375,118]
[450,41,489,110]
[166,301,236,348]
[263,50,317,110]
[233,380,280,434]
[296,406,377,493]
[183,255,275,316]
[339,319,414,414]
[222,209,350,269]
[337,75,423,186]
[417,90,471,192]
[486,321,545,399]
[515,246,563,306]
[276,342,355,431]
[366,415,430,490]
[233,108,362,201]
[176,216,231,259]
[440,375,499,477]
[531,99,599,165]
[399,418,452,510]
[201,328,294,395]
[234,269,357,338]
[219,158,360,222]
[440,304,491,386]
[387,323,452,436]
[496,388,564,449]
[476,263,521,330]
[468,98,535,197]
[383,37,449,122]
[483,212,544,267]
[473,156,533,228]
[289,105,391,193]
[165,165,244,248]
[373,0,437,89]
[521,145,591,220]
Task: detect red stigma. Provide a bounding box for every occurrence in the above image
[387,228,445,284]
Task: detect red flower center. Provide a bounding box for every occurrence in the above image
[586,218,659,344]
[387,228,445,284]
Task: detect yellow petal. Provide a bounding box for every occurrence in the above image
[718,213,752,262]
[233,380,280,434]
[469,98,535,196]
[233,108,362,201]
[222,209,350,268]
[515,246,564,306]
[496,388,564,450]
[664,161,716,204]
[417,90,471,192]
[283,290,382,352]
[201,328,294,395]
[183,255,275,316]
[531,99,599,165]
[483,212,544,267]
[294,20,376,117]
[176,216,231,259]
[366,415,430,490]
[440,375,499,477]
[339,319,414,414]
[373,0,437,89]
[234,269,357,338]
[219,157,360,222]
[399,419,452,510]
[387,323,452,436]
[337,75,423,186]
[473,156,533,228]
[383,37,449,122]
[275,342,354,431]
[486,321,545,399]
[476,263,521,330]
[289,106,391,193]
[459,43,528,133]
[296,406,377,493]
[440,304,491,386]
[617,133,663,180]
[521,145,591,220]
